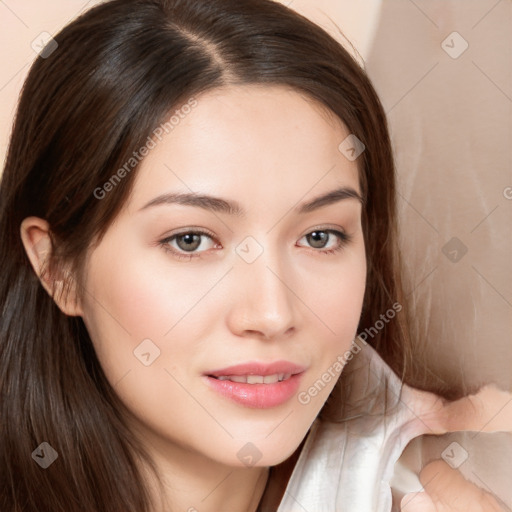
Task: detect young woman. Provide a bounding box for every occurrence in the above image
[1,1,509,511]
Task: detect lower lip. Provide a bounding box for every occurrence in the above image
[204,373,303,409]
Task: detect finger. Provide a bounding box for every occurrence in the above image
[400,491,436,512]
[420,459,468,499]
[420,459,504,511]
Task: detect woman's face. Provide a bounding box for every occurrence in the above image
[79,84,366,468]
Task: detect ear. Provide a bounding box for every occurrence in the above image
[20,216,83,317]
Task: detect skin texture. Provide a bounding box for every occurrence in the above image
[22,83,508,511]
[21,84,367,511]
[396,382,511,511]
[401,460,504,512]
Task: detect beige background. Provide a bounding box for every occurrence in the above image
[1,0,511,395]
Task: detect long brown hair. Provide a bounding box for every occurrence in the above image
[0,0,416,509]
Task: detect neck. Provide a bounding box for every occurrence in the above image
[255,436,306,511]
[125,410,308,512]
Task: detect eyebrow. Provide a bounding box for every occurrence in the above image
[138,186,363,216]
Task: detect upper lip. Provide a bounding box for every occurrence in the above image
[206,360,306,377]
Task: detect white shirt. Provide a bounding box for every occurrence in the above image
[274,341,512,511]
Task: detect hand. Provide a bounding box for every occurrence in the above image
[400,459,504,511]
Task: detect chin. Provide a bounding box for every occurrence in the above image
[219,426,310,469]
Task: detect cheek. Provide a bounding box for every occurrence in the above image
[79,234,366,450]
[80,247,176,384]
[319,267,365,333]
[293,251,366,405]
[80,250,212,438]
[83,244,222,344]
[295,246,366,339]
[80,243,234,405]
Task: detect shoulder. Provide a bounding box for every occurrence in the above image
[277,341,437,511]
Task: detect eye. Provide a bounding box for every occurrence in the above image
[159,229,219,261]
[298,229,351,255]
[159,227,351,261]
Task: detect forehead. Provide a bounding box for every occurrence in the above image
[125,84,360,215]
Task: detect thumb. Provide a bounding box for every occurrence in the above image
[401,491,436,512]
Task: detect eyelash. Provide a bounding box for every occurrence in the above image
[159,228,352,261]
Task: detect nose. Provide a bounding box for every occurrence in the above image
[225,245,299,341]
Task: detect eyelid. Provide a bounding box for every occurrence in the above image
[297,227,351,252]
[159,228,219,260]
[299,223,347,238]
[165,226,217,238]
[159,225,351,260]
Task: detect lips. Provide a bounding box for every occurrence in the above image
[204,361,306,409]
[207,361,305,379]
[215,373,292,384]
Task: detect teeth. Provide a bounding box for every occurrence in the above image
[214,373,292,384]
[229,375,247,383]
[247,375,264,384]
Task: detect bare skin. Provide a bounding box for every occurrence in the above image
[21,84,366,512]
[21,83,511,512]
[402,460,503,511]
[400,383,511,511]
